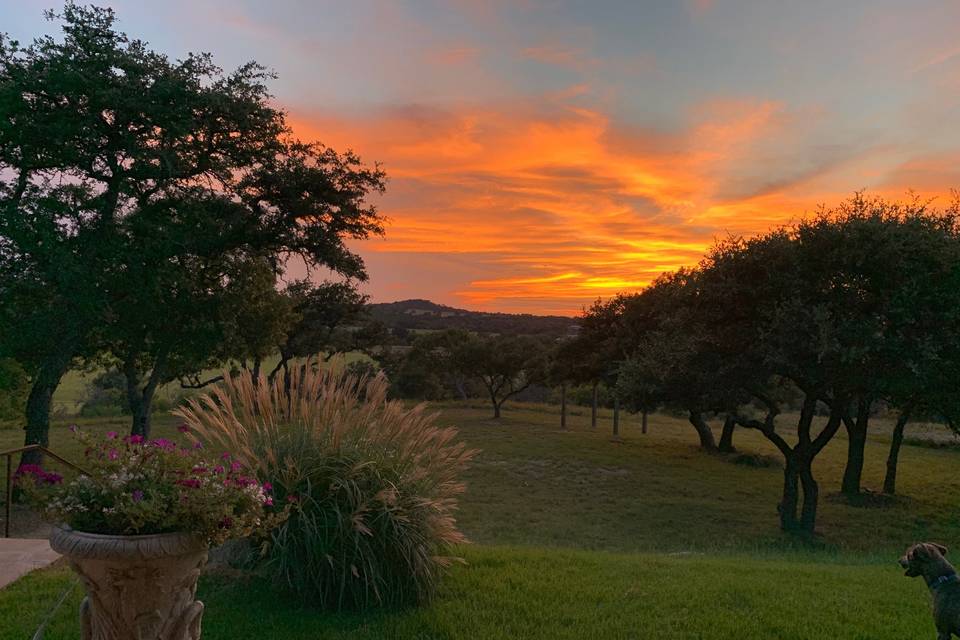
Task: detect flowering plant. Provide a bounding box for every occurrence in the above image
[16,426,286,546]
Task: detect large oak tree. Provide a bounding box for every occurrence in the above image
[0,6,386,449]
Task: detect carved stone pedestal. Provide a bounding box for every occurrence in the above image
[50,526,208,640]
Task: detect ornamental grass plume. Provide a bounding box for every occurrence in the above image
[173,361,477,610]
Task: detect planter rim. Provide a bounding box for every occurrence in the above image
[50,525,206,560]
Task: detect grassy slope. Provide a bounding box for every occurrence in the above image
[2,402,958,638]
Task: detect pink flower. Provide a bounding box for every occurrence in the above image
[15,465,63,485]
[192,441,203,450]
[220,452,231,461]
[177,424,191,434]
[108,449,119,460]
[286,494,300,504]
[106,431,118,440]
[230,461,242,472]
[262,482,273,493]
[177,478,201,489]
[150,438,175,451]
[127,435,145,445]
[218,517,234,529]
[213,465,225,475]
[264,497,274,506]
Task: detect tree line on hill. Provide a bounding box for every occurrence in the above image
[367,299,577,336]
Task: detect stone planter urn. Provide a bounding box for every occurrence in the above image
[49,525,208,640]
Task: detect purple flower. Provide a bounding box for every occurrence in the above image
[131,489,144,502]
[213,465,225,475]
[16,465,63,485]
[127,435,144,445]
[192,441,203,450]
[150,438,176,451]
[220,452,231,461]
[262,482,273,493]
[230,461,242,472]
[106,431,118,440]
[177,424,191,434]
[108,449,119,461]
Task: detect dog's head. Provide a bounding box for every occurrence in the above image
[900,542,949,577]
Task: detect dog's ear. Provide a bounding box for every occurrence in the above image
[933,543,948,556]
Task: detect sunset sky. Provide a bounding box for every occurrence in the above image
[6,1,960,315]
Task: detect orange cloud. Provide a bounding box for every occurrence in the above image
[287,94,955,315]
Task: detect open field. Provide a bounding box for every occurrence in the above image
[2,402,959,638]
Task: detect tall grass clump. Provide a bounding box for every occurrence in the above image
[174,362,476,610]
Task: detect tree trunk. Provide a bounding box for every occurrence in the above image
[687,410,718,452]
[612,395,620,438]
[251,357,262,382]
[718,414,737,453]
[841,398,870,496]
[130,400,153,439]
[493,401,501,419]
[590,382,598,430]
[779,457,800,531]
[560,383,567,430]
[798,461,819,534]
[883,408,911,495]
[20,356,70,468]
[641,410,648,434]
[124,350,168,439]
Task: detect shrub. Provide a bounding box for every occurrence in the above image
[79,369,129,417]
[16,428,282,545]
[174,363,476,610]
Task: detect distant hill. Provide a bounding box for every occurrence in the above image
[367,299,578,337]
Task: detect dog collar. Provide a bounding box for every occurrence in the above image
[927,573,959,590]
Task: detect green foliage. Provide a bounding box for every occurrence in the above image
[0,357,29,421]
[0,5,387,440]
[264,280,383,383]
[17,428,281,545]
[174,365,476,610]
[448,332,552,417]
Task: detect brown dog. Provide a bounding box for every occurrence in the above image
[901,543,960,639]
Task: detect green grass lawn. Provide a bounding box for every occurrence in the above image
[1,401,958,638]
[0,548,936,639]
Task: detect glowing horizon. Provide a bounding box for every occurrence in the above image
[6,1,960,316]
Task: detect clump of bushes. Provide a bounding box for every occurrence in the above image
[174,363,476,610]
